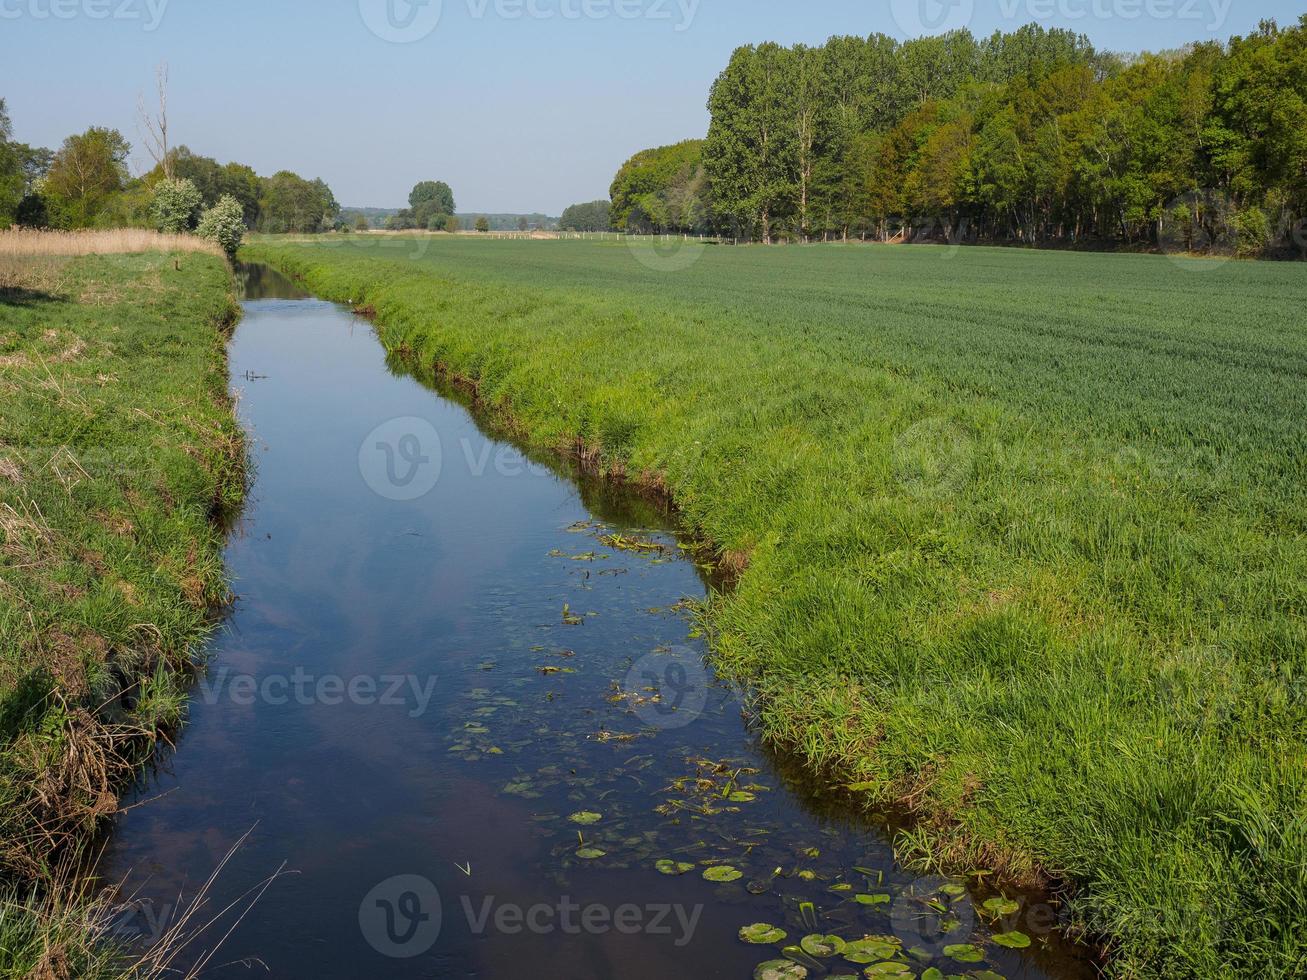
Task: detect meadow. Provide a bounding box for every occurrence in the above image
[247,234,1307,979]
[0,245,242,976]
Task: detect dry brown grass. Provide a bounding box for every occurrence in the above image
[0,229,219,258]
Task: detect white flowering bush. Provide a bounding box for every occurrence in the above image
[197,195,245,257]
[151,177,202,233]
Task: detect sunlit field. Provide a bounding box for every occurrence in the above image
[247,233,1307,978]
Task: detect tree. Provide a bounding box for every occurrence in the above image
[151,177,202,233]
[138,62,174,179]
[559,200,611,232]
[517,216,529,232]
[445,214,460,233]
[259,171,338,232]
[354,214,370,231]
[43,127,130,227]
[475,215,489,233]
[197,195,245,256]
[610,140,708,232]
[409,180,455,228]
[0,98,20,224]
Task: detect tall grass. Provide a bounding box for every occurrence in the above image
[0,252,243,977]
[0,228,219,257]
[246,235,1307,979]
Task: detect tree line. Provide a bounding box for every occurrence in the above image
[600,17,1306,256]
[0,97,341,236]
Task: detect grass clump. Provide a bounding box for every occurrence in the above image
[246,234,1307,979]
[0,251,243,976]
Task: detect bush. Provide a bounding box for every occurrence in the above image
[197,195,245,257]
[14,194,48,228]
[1234,206,1272,257]
[445,215,460,233]
[475,216,489,233]
[150,178,203,234]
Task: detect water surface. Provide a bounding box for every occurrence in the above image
[102,264,1097,979]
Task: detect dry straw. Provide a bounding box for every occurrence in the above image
[0,228,220,257]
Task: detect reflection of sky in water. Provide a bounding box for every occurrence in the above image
[100,272,1095,980]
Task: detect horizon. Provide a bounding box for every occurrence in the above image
[3,0,1303,214]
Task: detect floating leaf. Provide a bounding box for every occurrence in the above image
[938,883,967,897]
[843,937,900,963]
[921,970,945,980]
[568,811,602,825]
[991,931,1031,949]
[982,897,1020,917]
[575,848,606,860]
[800,934,846,957]
[740,923,788,945]
[753,961,807,980]
[729,791,757,802]
[655,859,695,876]
[855,893,891,906]
[863,964,912,978]
[703,865,743,882]
[830,883,854,892]
[943,944,983,963]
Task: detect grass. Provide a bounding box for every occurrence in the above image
[0,229,221,259]
[0,247,243,977]
[245,233,1307,979]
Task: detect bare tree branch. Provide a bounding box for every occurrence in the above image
[138,62,172,180]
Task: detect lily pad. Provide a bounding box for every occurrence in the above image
[655,859,695,876]
[982,897,1020,917]
[863,964,913,978]
[754,960,807,980]
[855,893,891,906]
[943,944,984,963]
[568,811,603,825]
[729,791,757,802]
[703,865,743,882]
[991,931,1031,949]
[740,923,788,945]
[844,937,900,963]
[921,970,945,980]
[938,883,967,897]
[574,847,606,860]
[800,934,847,957]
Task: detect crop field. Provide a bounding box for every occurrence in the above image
[246,234,1307,978]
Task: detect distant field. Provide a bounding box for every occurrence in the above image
[246,235,1307,979]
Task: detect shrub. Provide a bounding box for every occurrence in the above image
[150,178,202,234]
[14,194,48,229]
[197,195,245,257]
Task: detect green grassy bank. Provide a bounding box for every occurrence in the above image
[0,250,242,976]
[246,234,1306,979]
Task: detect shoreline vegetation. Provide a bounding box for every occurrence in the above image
[0,235,243,977]
[246,234,1306,979]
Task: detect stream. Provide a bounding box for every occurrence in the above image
[100,264,1098,979]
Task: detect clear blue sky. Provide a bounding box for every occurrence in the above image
[2,0,1302,214]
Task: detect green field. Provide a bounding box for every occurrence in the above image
[247,234,1307,978]
[0,251,242,976]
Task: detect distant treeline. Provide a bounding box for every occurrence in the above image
[596,18,1306,255]
[0,100,340,234]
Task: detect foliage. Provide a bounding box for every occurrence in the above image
[474,215,489,233]
[248,234,1307,978]
[258,170,338,233]
[444,214,460,233]
[150,177,203,233]
[559,200,611,232]
[610,140,707,232]
[197,194,245,256]
[42,127,130,229]
[699,18,1307,253]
